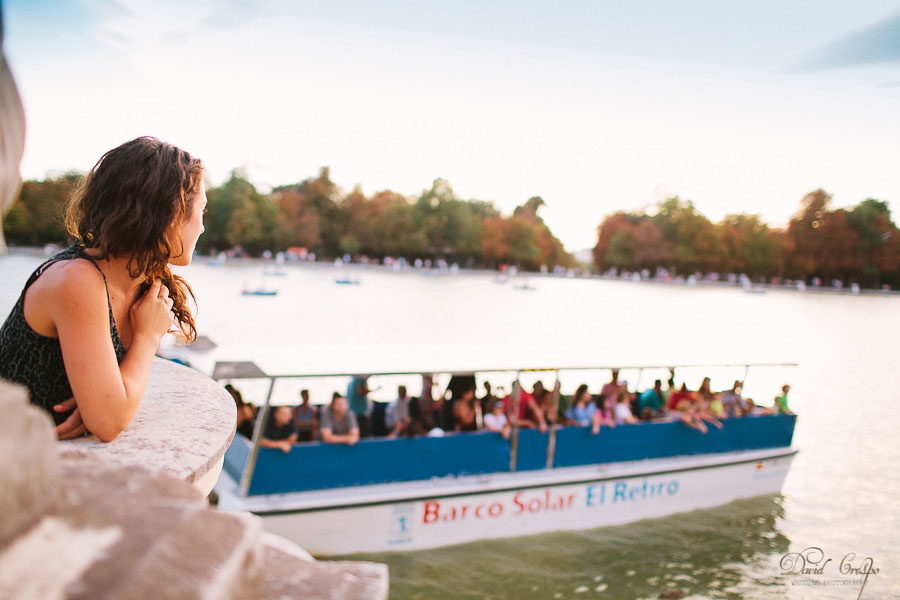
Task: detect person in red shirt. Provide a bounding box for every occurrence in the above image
[502,381,548,433]
[667,383,695,411]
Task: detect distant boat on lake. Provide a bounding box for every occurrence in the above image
[513,279,536,291]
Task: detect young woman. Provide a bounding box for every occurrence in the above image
[0,137,206,442]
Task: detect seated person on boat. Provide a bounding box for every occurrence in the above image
[483,399,511,439]
[638,380,667,420]
[226,383,257,439]
[385,385,413,437]
[320,395,360,445]
[294,389,318,442]
[260,405,297,453]
[453,386,480,432]
[503,382,548,433]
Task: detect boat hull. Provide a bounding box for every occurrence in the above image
[216,447,795,555]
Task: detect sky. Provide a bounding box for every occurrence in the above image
[4,0,900,250]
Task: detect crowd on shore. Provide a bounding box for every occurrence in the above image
[225,369,793,451]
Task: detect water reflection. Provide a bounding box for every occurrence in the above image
[340,495,791,599]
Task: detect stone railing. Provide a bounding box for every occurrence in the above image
[60,357,236,496]
[0,367,389,599]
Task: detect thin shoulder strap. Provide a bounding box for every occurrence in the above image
[76,252,110,284]
[71,251,115,309]
[24,246,111,297]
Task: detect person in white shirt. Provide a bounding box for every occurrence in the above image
[483,399,511,439]
[613,391,638,425]
[386,385,412,436]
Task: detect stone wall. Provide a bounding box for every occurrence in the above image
[0,376,389,599]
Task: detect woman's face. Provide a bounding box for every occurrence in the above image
[170,179,207,266]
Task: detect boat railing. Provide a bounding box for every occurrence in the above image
[222,415,798,497]
[213,362,797,497]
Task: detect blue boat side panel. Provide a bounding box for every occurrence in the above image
[514,429,549,471]
[240,414,796,496]
[223,435,251,481]
[248,432,511,496]
[553,414,797,468]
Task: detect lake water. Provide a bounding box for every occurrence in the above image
[1,252,898,599]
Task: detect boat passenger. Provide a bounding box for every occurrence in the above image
[0,137,205,441]
[695,396,724,429]
[320,395,360,446]
[478,381,496,414]
[409,374,435,422]
[679,402,708,433]
[564,384,596,426]
[453,386,480,432]
[696,377,714,404]
[294,389,317,442]
[720,380,743,416]
[225,383,257,439]
[600,369,622,421]
[638,380,666,420]
[773,384,793,415]
[661,370,676,406]
[483,399,511,439]
[260,406,298,453]
[504,382,548,433]
[443,374,477,430]
[612,391,638,425]
[667,383,694,411]
[708,394,726,419]
[745,398,773,416]
[347,375,372,438]
[386,385,413,436]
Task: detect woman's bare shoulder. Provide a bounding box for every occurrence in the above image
[35,258,106,295]
[23,258,108,337]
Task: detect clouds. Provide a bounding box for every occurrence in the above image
[794,10,900,71]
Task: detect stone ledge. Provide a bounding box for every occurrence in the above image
[0,375,390,599]
[60,357,236,489]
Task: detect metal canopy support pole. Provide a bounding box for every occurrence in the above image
[546,371,560,469]
[239,376,276,497]
[509,376,521,473]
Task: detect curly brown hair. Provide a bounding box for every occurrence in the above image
[65,136,203,342]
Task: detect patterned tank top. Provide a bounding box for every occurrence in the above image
[0,245,126,426]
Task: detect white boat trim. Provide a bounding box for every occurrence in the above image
[217,446,795,514]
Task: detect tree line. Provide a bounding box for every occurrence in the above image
[593,190,900,288]
[6,171,898,288]
[3,167,574,271]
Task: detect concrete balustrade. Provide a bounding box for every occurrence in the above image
[60,357,237,495]
[0,367,389,599]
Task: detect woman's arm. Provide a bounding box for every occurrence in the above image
[53,267,172,442]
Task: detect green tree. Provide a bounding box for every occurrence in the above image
[272,188,321,251]
[785,189,830,279]
[594,212,638,271]
[719,214,780,277]
[4,173,81,246]
[201,170,276,255]
[846,199,900,286]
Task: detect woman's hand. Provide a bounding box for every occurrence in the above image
[129,280,175,345]
[53,397,87,439]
